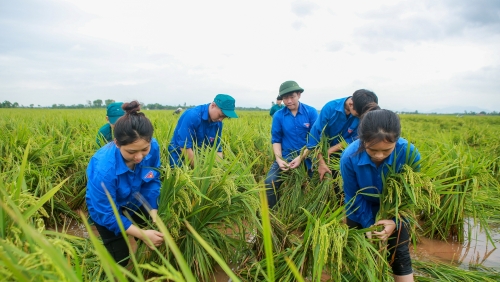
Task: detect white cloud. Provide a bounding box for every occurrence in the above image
[0,0,499,112]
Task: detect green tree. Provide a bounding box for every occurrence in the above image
[93,99,103,108]
[105,99,115,106]
[2,100,12,108]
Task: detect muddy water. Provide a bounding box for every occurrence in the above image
[414,222,500,269]
[57,218,500,281]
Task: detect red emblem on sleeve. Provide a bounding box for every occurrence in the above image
[144,171,154,179]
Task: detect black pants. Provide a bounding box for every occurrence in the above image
[93,205,150,267]
[347,218,413,276]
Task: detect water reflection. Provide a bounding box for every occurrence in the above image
[415,220,500,269]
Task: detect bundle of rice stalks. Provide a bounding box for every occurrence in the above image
[275,167,341,231]
[137,144,260,281]
[273,135,345,231]
[378,163,440,230]
[241,204,386,281]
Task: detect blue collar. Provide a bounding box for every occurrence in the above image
[357,149,395,167]
[282,102,304,116]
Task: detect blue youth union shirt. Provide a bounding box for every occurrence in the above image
[86,138,161,235]
[307,97,359,149]
[340,137,421,228]
[271,102,318,159]
[168,104,223,165]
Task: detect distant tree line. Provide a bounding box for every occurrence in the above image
[0,99,267,111]
[1,100,495,114]
[397,110,499,115]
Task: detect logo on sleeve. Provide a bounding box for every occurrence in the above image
[209,137,215,142]
[347,128,353,134]
[303,123,310,128]
[144,170,154,179]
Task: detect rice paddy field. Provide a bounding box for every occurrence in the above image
[1,108,500,281]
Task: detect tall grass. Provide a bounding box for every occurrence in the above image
[1,109,500,281]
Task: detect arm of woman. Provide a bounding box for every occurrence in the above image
[141,140,161,211]
[126,224,164,250]
[372,219,397,241]
[87,172,134,236]
[340,154,375,228]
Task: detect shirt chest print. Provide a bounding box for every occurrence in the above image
[209,137,215,142]
[303,123,310,128]
[347,128,353,134]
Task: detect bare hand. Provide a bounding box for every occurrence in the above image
[318,163,332,181]
[288,156,302,169]
[276,159,290,171]
[372,219,396,241]
[142,230,164,249]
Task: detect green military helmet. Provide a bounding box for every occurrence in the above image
[279,81,304,97]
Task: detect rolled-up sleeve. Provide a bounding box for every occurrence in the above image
[341,155,375,228]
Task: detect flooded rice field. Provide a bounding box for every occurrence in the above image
[55,215,500,281]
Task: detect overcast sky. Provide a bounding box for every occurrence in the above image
[1,0,499,112]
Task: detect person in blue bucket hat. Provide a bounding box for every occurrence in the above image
[168,94,238,168]
[96,102,125,147]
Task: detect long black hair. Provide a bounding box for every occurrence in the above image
[357,109,400,152]
[113,101,154,146]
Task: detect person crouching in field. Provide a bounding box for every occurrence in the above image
[269,95,284,117]
[168,94,238,168]
[340,109,420,281]
[86,100,164,267]
[96,102,125,147]
[265,81,318,208]
[307,89,379,181]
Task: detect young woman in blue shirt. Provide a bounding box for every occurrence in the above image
[86,101,164,267]
[340,109,420,282]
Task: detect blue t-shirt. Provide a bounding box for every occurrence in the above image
[340,137,420,228]
[86,138,161,235]
[271,102,318,160]
[307,97,359,149]
[168,104,223,166]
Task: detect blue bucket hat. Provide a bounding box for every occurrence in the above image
[107,102,125,124]
[214,94,238,118]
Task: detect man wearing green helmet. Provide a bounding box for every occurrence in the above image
[265,81,318,208]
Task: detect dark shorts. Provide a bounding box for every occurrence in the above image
[347,218,413,276]
[93,205,151,267]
